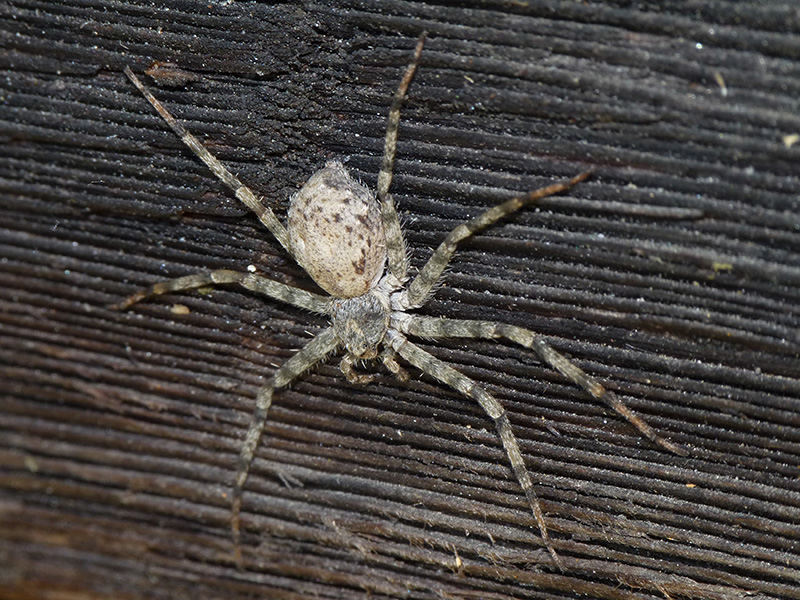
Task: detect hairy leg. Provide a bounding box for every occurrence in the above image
[124,67,292,255]
[111,269,329,314]
[401,171,591,309]
[377,33,427,283]
[232,326,340,565]
[387,330,565,570]
[398,315,687,456]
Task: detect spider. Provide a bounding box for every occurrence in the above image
[118,33,685,569]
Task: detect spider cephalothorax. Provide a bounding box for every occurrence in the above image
[119,33,684,570]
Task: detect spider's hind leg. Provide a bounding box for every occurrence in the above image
[377,33,427,284]
[402,171,591,309]
[111,270,236,310]
[124,67,292,255]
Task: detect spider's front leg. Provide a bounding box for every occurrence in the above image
[231,326,339,565]
[112,270,338,565]
[386,329,565,570]
[397,315,687,456]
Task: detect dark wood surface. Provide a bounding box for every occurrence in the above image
[2,1,799,599]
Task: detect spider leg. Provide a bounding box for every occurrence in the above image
[377,33,427,284]
[111,269,329,314]
[232,326,340,565]
[124,67,292,255]
[387,330,565,570]
[398,315,687,456]
[401,171,591,309]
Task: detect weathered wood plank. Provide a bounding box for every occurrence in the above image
[1,1,799,598]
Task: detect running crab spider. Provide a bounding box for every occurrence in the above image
[117,33,685,569]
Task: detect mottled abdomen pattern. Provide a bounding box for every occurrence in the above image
[288,161,386,298]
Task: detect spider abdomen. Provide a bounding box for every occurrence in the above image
[288,160,386,299]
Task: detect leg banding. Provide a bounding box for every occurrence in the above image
[390,332,563,567]
[403,171,592,309]
[376,32,427,201]
[230,326,340,564]
[376,33,427,283]
[123,66,292,255]
[111,269,329,314]
[231,382,275,564]
[400,315,686,456]
[381,193,409,283]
